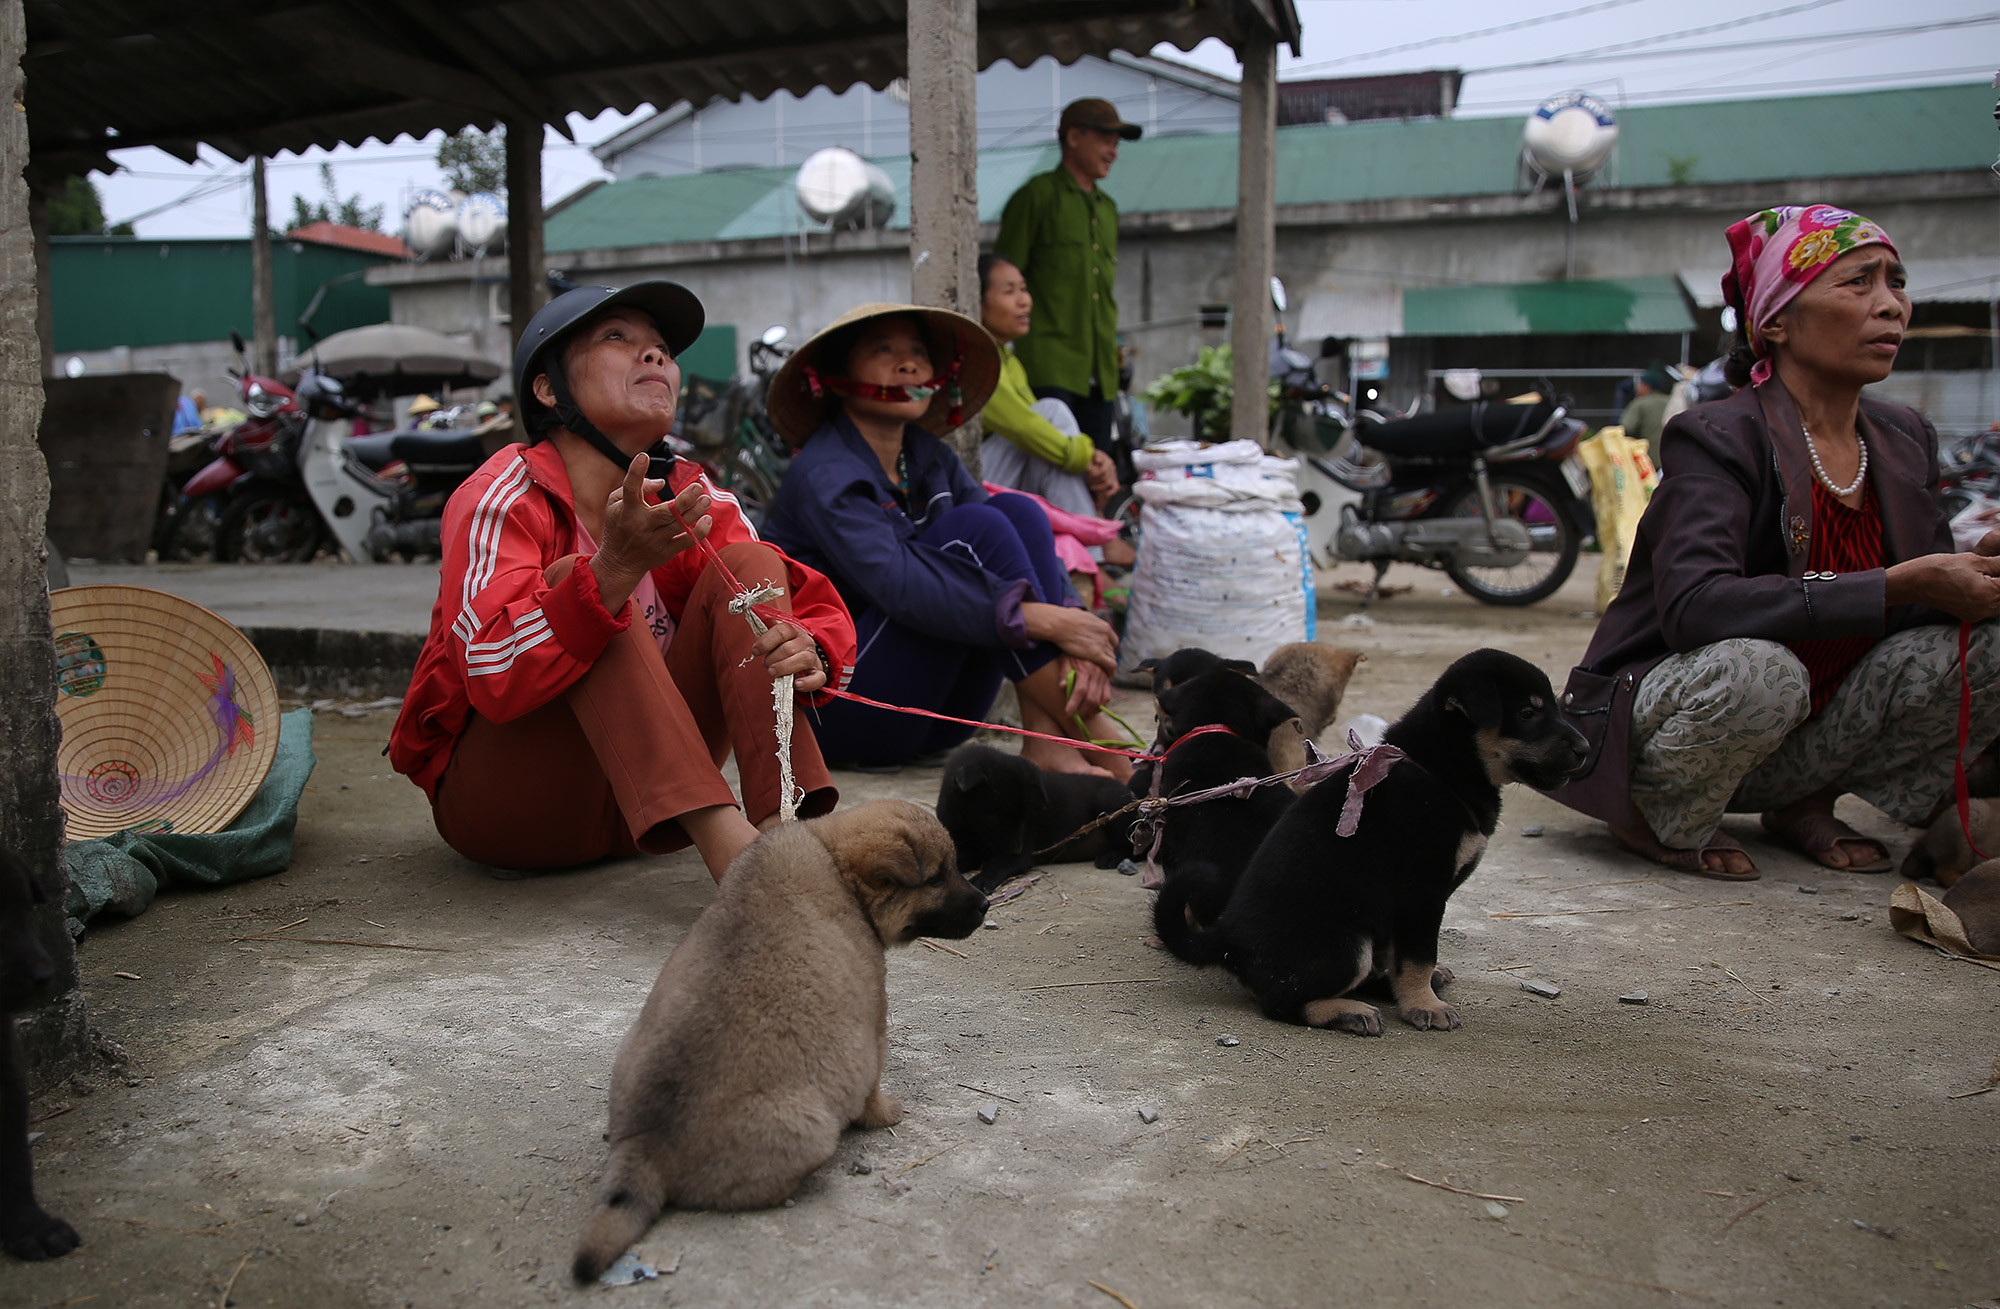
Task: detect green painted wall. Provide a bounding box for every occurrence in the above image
[50,236,394,352]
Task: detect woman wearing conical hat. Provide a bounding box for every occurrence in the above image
[762,302,1128,778]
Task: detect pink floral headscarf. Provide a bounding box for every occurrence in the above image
[1721,204,1898,386]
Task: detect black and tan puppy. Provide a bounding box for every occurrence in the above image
[1,845,80,1261]
[1146,667,1302,942]
[1165,649,1586,1035]
[1899,799,2000,888]
[572,802,987,1281]
[936,745,1134,891]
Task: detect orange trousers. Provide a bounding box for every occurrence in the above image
[433,541,835,869]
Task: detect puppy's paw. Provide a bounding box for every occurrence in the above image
[858,1087,904,1129]
[1431,964,1455,989]
[1301,997,1383,1036]
[1399,998,1461,1032]
[1,1207,81,1260]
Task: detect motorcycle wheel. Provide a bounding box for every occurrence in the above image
[1442,472,1580,606]
[218,488,326,564]
[714,446,780,531]
[157,495,226,562]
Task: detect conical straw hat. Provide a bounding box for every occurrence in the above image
[766,301,1001,447]
[49,585,281,839]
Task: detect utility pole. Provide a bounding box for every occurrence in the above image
[505,118,546,352]
[906,0,982,468]
[1229,34,1277,448]
[250,154,277,375]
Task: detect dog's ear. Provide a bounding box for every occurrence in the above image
[822,804,930,887]
[1440,678,1501,730]
[1222,658,1258,676]
[1157,681,1187,720]
[953,768,986,793]
[1257,691,1301,739]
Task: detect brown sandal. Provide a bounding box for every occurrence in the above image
[1759,809,1893,873]
[1611,824,1760,881]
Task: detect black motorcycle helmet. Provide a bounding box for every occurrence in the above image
[513,281,705,471]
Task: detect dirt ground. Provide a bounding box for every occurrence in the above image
[8,565,1998,1309]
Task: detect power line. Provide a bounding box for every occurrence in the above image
[110,169,249,227]
[1284,0,1653,73]
[1467,11,1998,74]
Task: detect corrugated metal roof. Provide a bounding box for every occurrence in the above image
[543,82,1997,252]
[23,0,1299,168]
[1402,276,1695,337]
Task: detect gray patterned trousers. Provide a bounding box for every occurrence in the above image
[1628,622,2000,849]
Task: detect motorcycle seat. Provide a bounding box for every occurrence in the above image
[346,428,488,471]
[1362,401,1558,457]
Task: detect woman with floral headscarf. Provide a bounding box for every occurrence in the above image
[1546,205,2000,880]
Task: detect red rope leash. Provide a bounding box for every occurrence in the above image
[1956,621,1989,861]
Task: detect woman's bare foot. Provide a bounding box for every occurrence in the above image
[1610,821,1759,880]
[1016,663,1116,777]
[1020,736,1111,776]
[1074,709,1135,782]
[1760,791,1892,871]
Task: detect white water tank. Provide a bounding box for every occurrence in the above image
[1523,91,1619,179]
[456,192,507,250]
[404,190,459,259]
[795,147,896,230]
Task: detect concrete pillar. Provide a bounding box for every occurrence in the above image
[27,174,49,376]
[906,0,983,468]
[250,155,277,376]
[1,0,88,1090]
[1229,33,1277,448]
[505,118,547,354]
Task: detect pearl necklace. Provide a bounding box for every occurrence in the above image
[1802,421,1868,498]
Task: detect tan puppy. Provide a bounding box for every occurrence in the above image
[1259,644,1364,785]
[572,801,987,1281]
[1942,860,2000,954]
[1259,643,1363,742]
[1899,799,2000,888]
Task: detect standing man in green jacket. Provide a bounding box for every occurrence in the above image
[994,97,1141,453]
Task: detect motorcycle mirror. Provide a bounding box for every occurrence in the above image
[760,325,789,346]
[230,329,246,355]
[1269,277,1288,313]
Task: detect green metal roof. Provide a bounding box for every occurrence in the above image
[1402,275,1694,336]
[547,81,1994,253]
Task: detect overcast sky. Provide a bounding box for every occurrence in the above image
[88,0,1997,240]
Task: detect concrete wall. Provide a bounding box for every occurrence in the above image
[58,338,258,414]
[605,54,1237,179]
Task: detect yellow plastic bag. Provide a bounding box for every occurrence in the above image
[1577,426,1658,615]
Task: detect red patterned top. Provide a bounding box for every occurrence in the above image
[1788,478,1883,718]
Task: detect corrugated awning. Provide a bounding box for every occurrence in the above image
[1401,276,1695,337]
[24,0,1300,170]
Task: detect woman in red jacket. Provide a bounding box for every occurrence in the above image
[389,283,857,881]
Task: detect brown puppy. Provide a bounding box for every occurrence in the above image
[1942,860,2000,954]
[1259,643,1363,742]
[1258,643,1364,783]
[572,801,987,1281]
[1899,799,2000,888]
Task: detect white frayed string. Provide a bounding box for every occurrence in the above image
[729,583,797,823]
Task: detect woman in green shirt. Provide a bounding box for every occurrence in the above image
[978,255,1128,602]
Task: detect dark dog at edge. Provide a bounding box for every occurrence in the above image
[936,745,1134,892]
[1160,649,1587,1034]
[2,845,80,1260]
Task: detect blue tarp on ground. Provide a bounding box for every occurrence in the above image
[61,708,316,935]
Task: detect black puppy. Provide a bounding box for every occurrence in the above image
[1,845,80,1260]
[1146,668,1302,942]
[1145,648,1257,703]
[1170,649,1586,1035]
[936,745,1136,893]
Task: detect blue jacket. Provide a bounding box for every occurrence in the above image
[764,413,1032,648]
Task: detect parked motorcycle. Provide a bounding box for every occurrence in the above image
[1264,279,1593,606]
[164,331,328,563]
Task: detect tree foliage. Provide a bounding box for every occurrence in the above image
[285,162,384,232]
[47,175,134,236]
[436,129,506,196]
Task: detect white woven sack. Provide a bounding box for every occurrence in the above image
[1119,490,1316,674]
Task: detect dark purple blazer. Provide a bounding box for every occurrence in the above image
[1546,379,1951,831]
